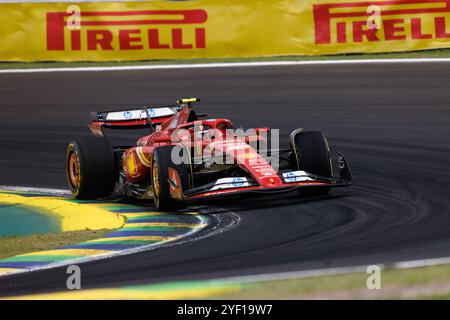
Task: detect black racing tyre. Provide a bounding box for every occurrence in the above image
[151,145,190,210]
[290,130,333,196]
[66,137,117,199]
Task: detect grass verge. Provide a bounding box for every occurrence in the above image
[2,48,450,70]
[216,264,450,299]
[0,230,111,259]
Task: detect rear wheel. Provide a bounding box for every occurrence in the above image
[290,130,333,196]
[66,137,117,199]
[151,145,190,210]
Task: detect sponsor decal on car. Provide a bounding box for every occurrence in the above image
[106,107,175,121]
[123,111,133,119]
[282,171,315,183]
[232,177,245,187]
[210,177,250,191]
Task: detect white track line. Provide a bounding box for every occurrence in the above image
[0,185,70,195]
[214,256,450,285]
[2,58,450,74]
[394,256,450,269]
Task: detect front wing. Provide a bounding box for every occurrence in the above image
[183,153,352,201]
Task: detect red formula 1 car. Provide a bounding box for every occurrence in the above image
[66,98,352,210]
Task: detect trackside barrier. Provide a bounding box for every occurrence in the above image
[1,0,450,61]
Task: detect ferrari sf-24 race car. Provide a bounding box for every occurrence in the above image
[66,98,352,210]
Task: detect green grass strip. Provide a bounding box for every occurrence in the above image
[0,230,111,260]
[122,280,240,293]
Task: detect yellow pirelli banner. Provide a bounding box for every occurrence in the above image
[1,0,450,61]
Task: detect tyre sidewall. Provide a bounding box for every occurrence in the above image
[66,137,116,199]
[151,145,189,210]
[290,130,332,196]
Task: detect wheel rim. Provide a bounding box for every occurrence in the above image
[152,160,160,200]
[68,152,80,189]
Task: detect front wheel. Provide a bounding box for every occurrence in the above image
[151,145,190,210]
[66,137,117,199]
[289,130,333,197]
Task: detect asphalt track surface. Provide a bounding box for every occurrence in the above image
[0,63,449,296]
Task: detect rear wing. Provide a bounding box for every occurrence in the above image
[91,106,178,130]
[88,98,204,136]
